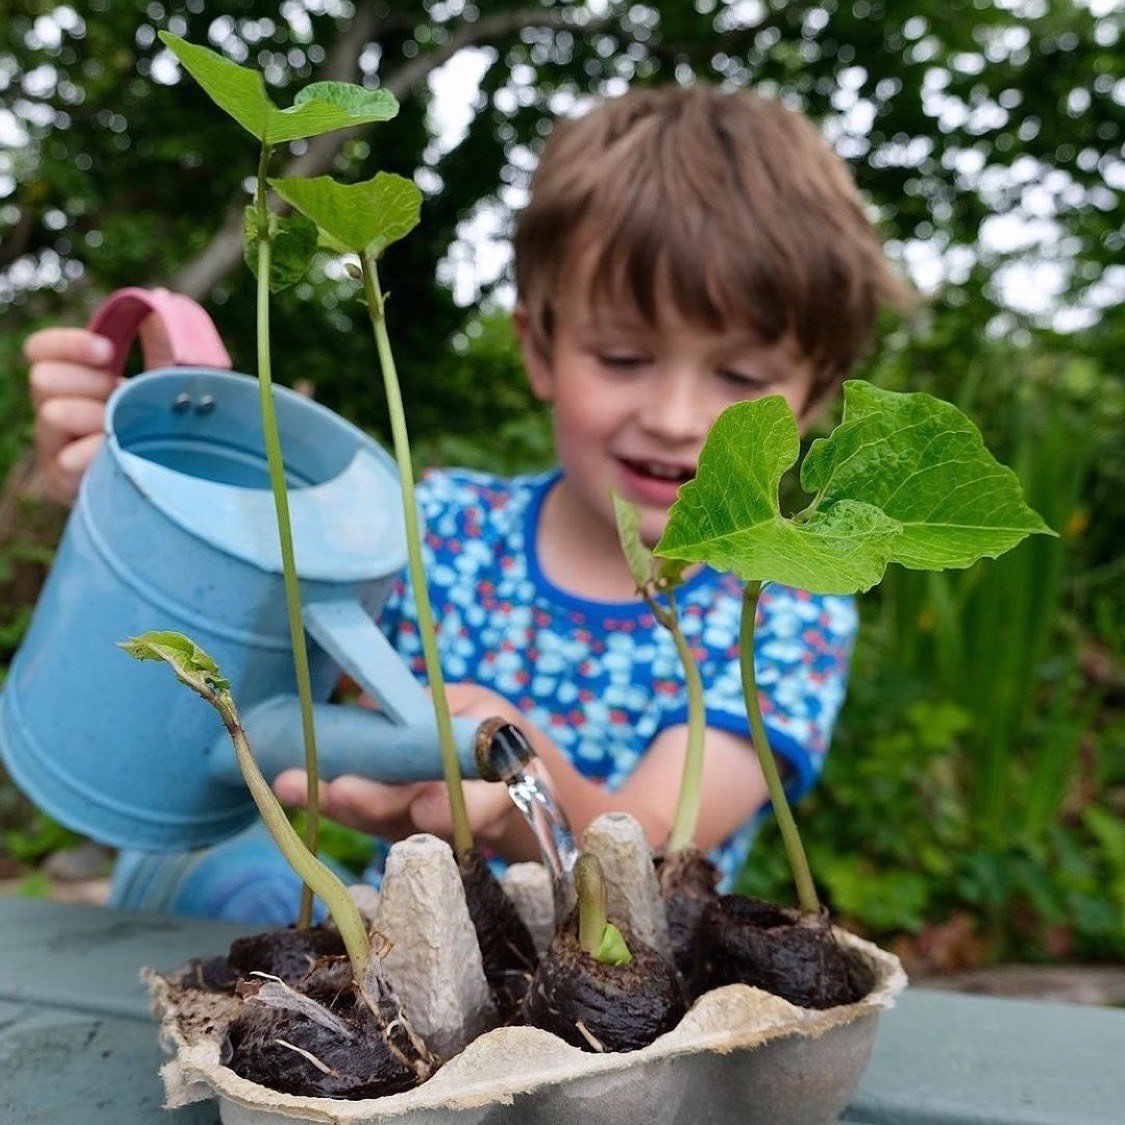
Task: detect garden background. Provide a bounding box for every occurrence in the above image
[1,0,1122,984]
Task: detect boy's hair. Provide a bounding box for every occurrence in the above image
[513,85,913,408]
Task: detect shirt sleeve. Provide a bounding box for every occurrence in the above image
[661,584,858,804]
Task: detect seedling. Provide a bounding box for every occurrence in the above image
[119,632,371,977]
[266,171,473,859]
[146,37,535,1019]
[523,852,687,1053]
[575,853,633,966]
[266,172,542,1013]
[159,32,400,927]
[640,381,1054,915]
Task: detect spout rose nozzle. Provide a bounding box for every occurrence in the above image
[474,718,535,783]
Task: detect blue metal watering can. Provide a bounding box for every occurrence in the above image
[0,288,485,852]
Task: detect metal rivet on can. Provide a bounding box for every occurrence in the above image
[172,393,192,413]
[195,395,216,415]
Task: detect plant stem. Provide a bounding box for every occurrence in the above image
[740,582,820,914]
[254,143,321,929]
[653,589,706,853]
[211,689,369,979]
[575,853,608,956]
[359,252,472,858]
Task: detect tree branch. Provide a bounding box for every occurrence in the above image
[168,5,614,300]
[383,6,608,100]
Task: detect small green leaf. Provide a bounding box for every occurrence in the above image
[243,207,318,292]
[594,922,633,966]
[611,490,654,590]
[159,34,398,144]
[656,396,903,592]
[801,381,1055,571]
[294,81,398,124]
[118,630,231,696]
[270,172,421,258]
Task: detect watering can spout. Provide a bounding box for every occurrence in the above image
[207,697,484,787]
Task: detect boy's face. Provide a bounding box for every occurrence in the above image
[516,281,820,548]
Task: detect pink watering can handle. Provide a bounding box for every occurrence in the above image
[87,287,233,377]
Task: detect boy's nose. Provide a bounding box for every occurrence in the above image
[638,371,709,443]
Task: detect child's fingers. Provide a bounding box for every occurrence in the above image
[319,776,426,838]
[35,400,107,504]
[23,327,114,368]
[36,397,106,455]
[58,430,106,474]
[29,360,119,408]
[273,770,425,839]
[409,779,513,844]
[272,768,309,807]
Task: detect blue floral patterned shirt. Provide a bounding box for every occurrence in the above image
[363,467,857,890]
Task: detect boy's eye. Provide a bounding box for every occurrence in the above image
[598,353,647,369]
[718,369,768,391]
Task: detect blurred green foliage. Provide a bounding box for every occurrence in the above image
[3,810,82,865]
[288,810,376,877]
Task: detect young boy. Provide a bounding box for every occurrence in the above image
[24,85,910,920]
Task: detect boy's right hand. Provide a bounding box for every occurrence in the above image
[272,770,519,850]
[24,327,119,505]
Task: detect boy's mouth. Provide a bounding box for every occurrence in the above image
[618,457,695,485]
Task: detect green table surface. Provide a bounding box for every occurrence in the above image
[0,897,1121,1124]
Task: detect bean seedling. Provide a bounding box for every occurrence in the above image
[159,32,400,928]
[618,381,1053,915]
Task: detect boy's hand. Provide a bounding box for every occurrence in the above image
[24,327,119,505]
[441,682,527,729]
[270,684,553,860]
[271,770,516,847]
[270,682,533,850]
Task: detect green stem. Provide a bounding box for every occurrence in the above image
[212,690,369,979]
[740,582,820,914]
[359,252,472,858]
[657,589,707,852]
[254,144,320,929]
[575,853,608,956]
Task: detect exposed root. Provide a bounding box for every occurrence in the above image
[574,1020,605,1053]
[272,1038,340,1078]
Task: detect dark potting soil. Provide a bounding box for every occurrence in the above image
[224,955,433,1100]
[655,846,720,980]
[459,847,539,1018]
[522,919,686,1053]
[692,895,874,1009]
[181,924,347,994]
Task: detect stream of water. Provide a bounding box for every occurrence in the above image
[476,722,578,919]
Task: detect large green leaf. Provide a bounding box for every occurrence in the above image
[159,34,398,144]
[801,381,1055,571]
[270,173,422,258]
[657,383,1053,595]
[655,396,903,592]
